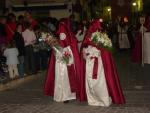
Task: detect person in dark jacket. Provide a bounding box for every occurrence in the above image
[13,24,25,78]
[0,16,7,45]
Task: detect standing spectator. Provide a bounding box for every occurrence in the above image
[0,16,7,46]
[17,15,25,31]
[17,15,24,24]
[22,22,36,75]
[34,26,49,71]
[13,24,25,78]
[69,14,78,34]
[6,13,16,43]
[24,12,38,29]
[33,25,41,71]
[117,18,130,50]
[47,17,57,33]
[2,8,10,16]
[3,41,19,80]
[127,25,136,49]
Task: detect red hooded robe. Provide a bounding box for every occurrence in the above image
[44,18,81,99]
[79,19,125,104]
[131,16,150,63]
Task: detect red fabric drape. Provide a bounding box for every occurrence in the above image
[92,57,98,79]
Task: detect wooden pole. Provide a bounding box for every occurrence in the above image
[140,16,145,67]
[141,24,144,67]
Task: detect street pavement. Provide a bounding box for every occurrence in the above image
[0,50,150,113]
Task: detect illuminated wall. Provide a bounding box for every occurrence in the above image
[9,0,75,19]
[50,9,71,20]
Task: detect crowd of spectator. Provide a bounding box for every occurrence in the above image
[0,11,57,83]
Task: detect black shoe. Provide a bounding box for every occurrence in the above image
[63,100,69,104]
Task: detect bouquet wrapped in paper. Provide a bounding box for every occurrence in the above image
[41,32,73,65]
[40,32,61,50]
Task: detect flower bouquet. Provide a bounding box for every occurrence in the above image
[62,48,73,65]
[91,31,112,51]
[41,32,73,65]
[40,32,62,51]
[54,46,73,65]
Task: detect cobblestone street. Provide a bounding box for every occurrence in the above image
[0,51,150,113]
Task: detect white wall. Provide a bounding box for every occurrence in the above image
[10,0,77,20]
[49,9,71,20]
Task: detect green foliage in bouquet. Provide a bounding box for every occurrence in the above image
[92,35,99,44]
[62,51,71,64]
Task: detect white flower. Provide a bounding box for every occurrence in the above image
[91,31,112,48]
[60,33,66,40]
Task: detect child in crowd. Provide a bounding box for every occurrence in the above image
[3,41,19,80]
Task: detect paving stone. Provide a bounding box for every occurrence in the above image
[0,50,150,113]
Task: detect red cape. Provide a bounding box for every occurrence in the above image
[131,32,142,63]
[44,39,81,100]
[79,38,125,104]
[6,22,16,43]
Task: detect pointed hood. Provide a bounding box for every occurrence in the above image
[87,19,102,33]
[56,19,71,47]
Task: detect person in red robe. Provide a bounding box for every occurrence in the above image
[5,13,16,43]
[131,15,149,63]
[44,18,81,102]
[79,19,125,105]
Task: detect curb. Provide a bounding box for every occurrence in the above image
[0,75,36,91]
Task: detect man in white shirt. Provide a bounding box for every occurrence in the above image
[22,22,36,75]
